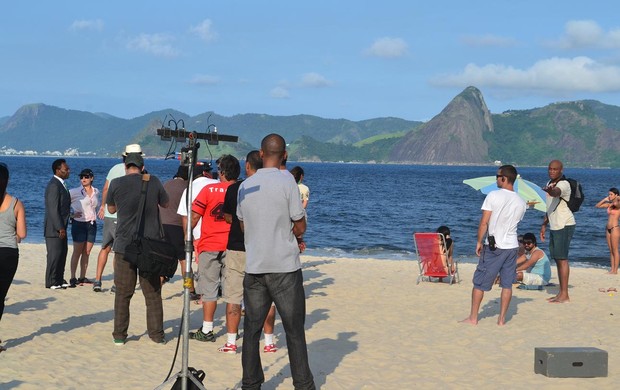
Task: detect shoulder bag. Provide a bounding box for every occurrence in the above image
[123,174,178,278]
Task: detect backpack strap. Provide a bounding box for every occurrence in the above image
[551,177,569,213]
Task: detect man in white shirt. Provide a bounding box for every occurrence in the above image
[461,165,527,326]
[540,160,575,303]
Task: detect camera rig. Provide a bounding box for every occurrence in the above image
[153,114,237,390]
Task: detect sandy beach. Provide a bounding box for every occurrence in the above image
[1,243,619,389]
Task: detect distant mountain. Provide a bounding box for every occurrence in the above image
[3,88,620,167]
[489,101,620,167]
[389,86,493,164]
[0,105,422,158]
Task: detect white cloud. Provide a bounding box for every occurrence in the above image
[432,56,620,93]
[69,19,104,32]
[364,37,408,58]
[461,34,517,48]
[126,33,179,58]
[190,19,217,43]
[270,86,289,99]
[553,20,620,49]
[300,72,332,88]
[189,74,220,85]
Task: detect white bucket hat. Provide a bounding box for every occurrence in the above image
[122,144,145,156]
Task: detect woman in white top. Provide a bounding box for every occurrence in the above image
[68,168,99,287]
[0,162,27,352]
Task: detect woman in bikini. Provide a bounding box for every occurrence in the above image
[596,188,620,274]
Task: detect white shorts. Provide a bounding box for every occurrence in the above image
[522,272,545,286]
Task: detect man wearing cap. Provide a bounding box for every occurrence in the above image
[44,159,72,289]
[93,144,143,292]
[107,152,169,345]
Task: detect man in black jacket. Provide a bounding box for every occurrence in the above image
[44,159,71,289]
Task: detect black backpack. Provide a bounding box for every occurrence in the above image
[560,177,584,212]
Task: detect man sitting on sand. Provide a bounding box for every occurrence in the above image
[516,233,551,286]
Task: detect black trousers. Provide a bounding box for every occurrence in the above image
[0,247,19,320]
[45,236,68,288]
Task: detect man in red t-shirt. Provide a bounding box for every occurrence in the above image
[189,154,240,342]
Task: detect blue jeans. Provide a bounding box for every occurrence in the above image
[242,269,315,390]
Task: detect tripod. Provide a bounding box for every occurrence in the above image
[155,132,207,390]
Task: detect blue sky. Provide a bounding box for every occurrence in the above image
[3,1,620,122]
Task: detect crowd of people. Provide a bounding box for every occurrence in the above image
[1,139,611,384]
[1,135,316,387]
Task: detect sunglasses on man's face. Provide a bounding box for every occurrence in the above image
[523,240,534,245]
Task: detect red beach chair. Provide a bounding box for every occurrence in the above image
[413,232,459,285]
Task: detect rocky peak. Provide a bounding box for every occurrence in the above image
[389,86,493,164]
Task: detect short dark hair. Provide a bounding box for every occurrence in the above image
[52,159,66,173]
[610,188,619,196]
[246,150,262,171]
[218,154,240,181]
[498,164,518,184]
[290,166,304,183]
[261,133,286,159]
[523,232,537,246]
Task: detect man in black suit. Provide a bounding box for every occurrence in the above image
[44,159,72,289]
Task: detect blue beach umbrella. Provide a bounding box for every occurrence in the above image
[463,175,547,212]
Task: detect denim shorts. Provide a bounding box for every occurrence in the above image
[71,220,97,243]
[472,246,518,291]
[549,225,575,261]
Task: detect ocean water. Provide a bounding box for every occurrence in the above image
[1,156,616,269]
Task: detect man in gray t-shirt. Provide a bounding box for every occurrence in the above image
[237,134,314,390]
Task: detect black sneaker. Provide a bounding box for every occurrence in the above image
[189,328,216,342]
[93,280,102,292]
[151,338,167,345]
[69,278,78,288]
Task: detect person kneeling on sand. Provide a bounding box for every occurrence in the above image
[516,233,551,286]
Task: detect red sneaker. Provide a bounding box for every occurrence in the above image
[263,344,278,353]
[217,343,237,354]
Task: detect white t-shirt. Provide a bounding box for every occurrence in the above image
[545,180,576,230]
[103,163,126,218]
[481,188,527,249]
[177,176,219,239]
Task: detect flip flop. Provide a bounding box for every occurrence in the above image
[599,288,607,292]
[608,288,617,292]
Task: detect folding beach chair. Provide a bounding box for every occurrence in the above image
[413,232,459,285]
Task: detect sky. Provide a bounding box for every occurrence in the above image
[3,1,620,123]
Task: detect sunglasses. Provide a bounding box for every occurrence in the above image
[522,240,534,245]
[79,175,92,179]
[496,174,505,179]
